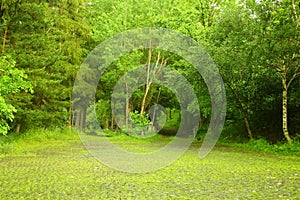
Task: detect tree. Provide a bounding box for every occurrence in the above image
[252,0,300,142]
[85,0,229,135]
[206,4,260,139]
[0,56,32,135]
[1,1,91,131]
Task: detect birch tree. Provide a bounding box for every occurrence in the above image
[253,0,300,142]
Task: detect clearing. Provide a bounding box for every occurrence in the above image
[0,136,299,199]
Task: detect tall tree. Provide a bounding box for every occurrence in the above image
[1,0,90,131]
[206,4,260,139]
[252,0,300,142]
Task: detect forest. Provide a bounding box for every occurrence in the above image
[1,0,299,143]
[1,0,300,199]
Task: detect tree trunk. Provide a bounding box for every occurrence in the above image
[232,89,253,139]
[75,110,81,130]
[140,42,153,115]
[81,107,87,131]
[68,80,72,127]
[105,116,109,129]
[150,87,161,130]
[241,110,252,140]
[16,124,21,133]
[140,84,151,114]
[111,112,114,130]
[282,72,292,143]
[1,23,8,56]
[75,107,87,132]
[67,105,72,127]
[124,76,130,129]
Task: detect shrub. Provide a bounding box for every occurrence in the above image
[128,111,156,138]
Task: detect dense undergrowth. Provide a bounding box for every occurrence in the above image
[221,138,300,157]
[199,129,300,157]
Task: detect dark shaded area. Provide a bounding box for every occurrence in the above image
[158,127,178,136]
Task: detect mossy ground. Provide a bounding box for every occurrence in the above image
[0,133,299,199]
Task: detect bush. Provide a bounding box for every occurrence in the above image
[219,121,249,143]
[223,137,300,156]
[244,139,273,152]
[128,111,156,138]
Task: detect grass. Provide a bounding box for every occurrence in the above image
[0,129,299,199]
[195,126,300,157]
[0,128,79,156]
[217,137,300,157]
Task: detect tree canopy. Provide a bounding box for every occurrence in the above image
[0,0,299,143]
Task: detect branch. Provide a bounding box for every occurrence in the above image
[146,40,152,85]
[1,22,9,56]
[292,0,299,23]
[154,51,161,71]
[287,66,300,89]
[238,71,243,85]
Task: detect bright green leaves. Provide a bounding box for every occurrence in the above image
[251,0,300,141]
[206,0,300,140]
[0,56,32,95]
[0,55,32,135]
[130,110,151,127]
[0,0,298,141]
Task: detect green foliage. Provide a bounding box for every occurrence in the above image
[245,139,273,152]
[0,0,298,144]
[129,111,156,137]
[218,120,249,143]
[95,100,110,124]
[101,130,125,137]
[249,0,300,141]
[130,111,151,127]
[204,0,300,140]
[0,56,32,135]
[222,138,300,157]
[163,108,180,129]
[1,0,91,132]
